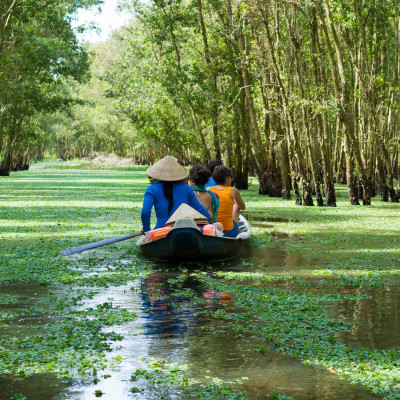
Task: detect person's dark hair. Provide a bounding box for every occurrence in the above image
[206,160,223,175]
[213,165,233,185]
[189,164,211,187]
[163,182,174,215]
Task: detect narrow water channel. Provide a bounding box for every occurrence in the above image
[0,237,393,399]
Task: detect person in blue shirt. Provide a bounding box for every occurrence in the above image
[204,160,223,188]
[141,156,211,232]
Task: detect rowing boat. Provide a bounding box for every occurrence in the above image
[137,215,251,261]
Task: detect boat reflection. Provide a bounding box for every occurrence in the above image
[140,272,232,337]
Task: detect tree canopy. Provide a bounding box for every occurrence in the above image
[0,0,102,174]
[2,0,400,207]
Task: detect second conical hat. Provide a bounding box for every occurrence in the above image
[146,155,188,181]
[165,203,208,226]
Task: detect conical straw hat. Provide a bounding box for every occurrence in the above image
[146,155,188,181]
[165,203,208,226]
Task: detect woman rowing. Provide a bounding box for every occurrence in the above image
[141,156,210,232]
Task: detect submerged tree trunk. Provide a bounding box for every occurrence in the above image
[258,148,282,197]
[380,141,399,202]
[343,136,360,205]
[0,147,13,176]
[275,140,291,199]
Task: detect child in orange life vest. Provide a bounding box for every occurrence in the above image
[208,165,246,237]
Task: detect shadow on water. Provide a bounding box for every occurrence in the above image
[251,223,275,228]
[243,213,302,223]
[235,245,327,275]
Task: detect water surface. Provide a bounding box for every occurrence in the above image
[0,241,396,399]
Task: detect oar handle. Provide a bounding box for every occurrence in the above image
[60,231,144,256]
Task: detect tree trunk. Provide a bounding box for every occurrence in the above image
[316,1,371,205]
[257,1,313,205]
[274,140,291,199]
[22,146,30,170]
[258,147,282,197]
[0,147,13,176]
[310,9,336,206]
[343,136,360,205]
[197,0,221,159]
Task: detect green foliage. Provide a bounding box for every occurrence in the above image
[131,358,247,399]
[1,165,400,398]
[0,0,102,171]
[0,165,151,381]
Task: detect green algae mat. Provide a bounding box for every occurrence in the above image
[0,164,399,399]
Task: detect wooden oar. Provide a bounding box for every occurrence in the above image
[60,231,144,256]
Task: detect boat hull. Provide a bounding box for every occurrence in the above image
[138,216,251,261]
[139,227,243,261]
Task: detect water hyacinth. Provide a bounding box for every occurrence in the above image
[0,163,399,399]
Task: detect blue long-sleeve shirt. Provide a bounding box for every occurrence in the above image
[141,182,211,231]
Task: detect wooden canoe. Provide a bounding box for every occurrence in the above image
[137,215,251,261]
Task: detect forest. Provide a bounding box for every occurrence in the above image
[1,1,400,399]
[1,0,400,207]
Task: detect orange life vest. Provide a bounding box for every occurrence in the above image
[208,187,234,231]
[148,224,217,242]
[148,226,173,241]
